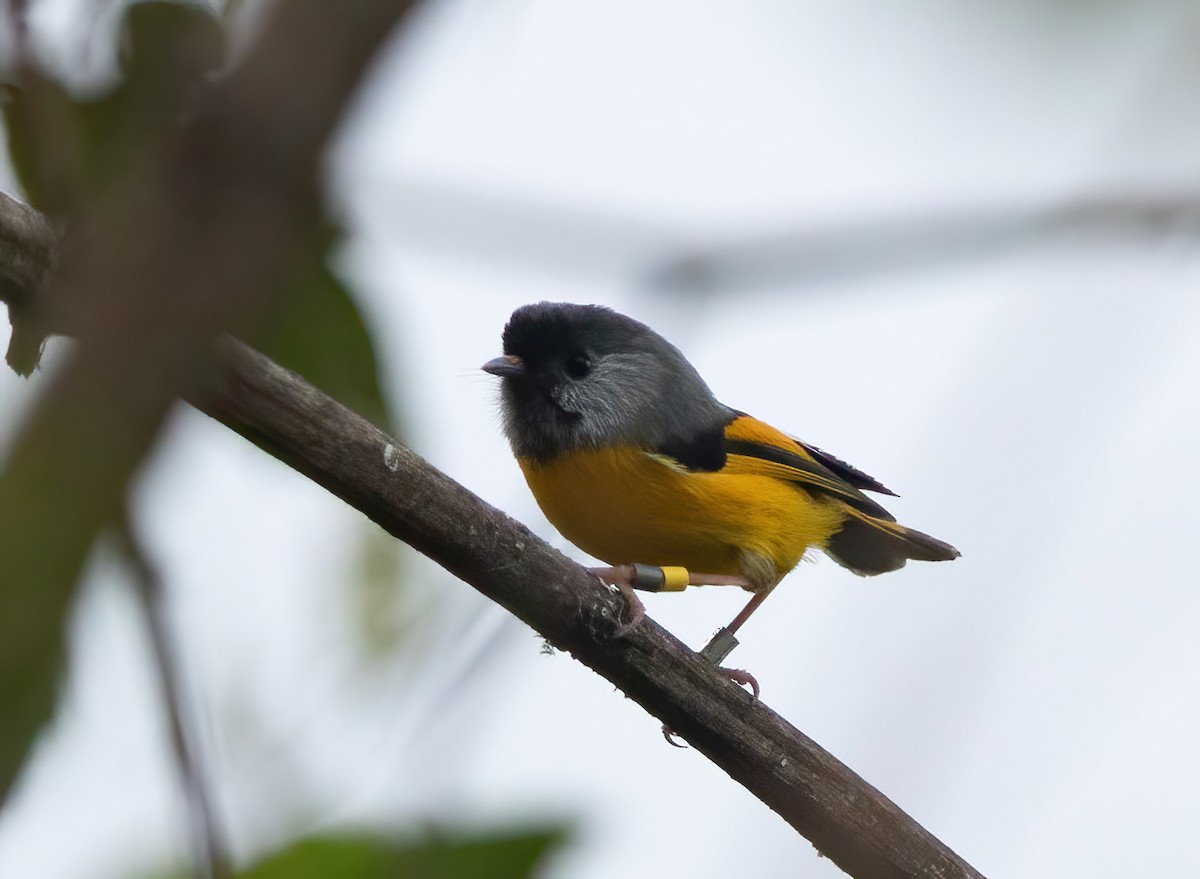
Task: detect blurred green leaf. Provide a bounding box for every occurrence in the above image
[352,523,413,657]
[112,4,396,435]
[120,1,225,87]
[1,69,80,373]
[3,1,227,374]
[0,494,73,804]
[243,829,565,879]
[0,0,229,796]
[73,1,225,194]
[1,73,88,216]
[253,223,394,431]
[0,0,385,800]
[3,2,225,214]
[149,828,566,879]
[3,3,392,415]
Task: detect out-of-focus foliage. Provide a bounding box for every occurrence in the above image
[0,0,393,807]
[352,524,414,657]
[1,1,224,374]
[254,219,394,431]
[0,0,210,799]
[3,2,223,216]
[151,828,567,879]
[1,1,394,429]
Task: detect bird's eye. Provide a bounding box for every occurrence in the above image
[565,354,592,379]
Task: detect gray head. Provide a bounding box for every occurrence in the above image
[482,302,731,463]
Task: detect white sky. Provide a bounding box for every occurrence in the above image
[3,1,1200,877]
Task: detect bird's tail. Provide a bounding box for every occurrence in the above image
[824,506,960,576]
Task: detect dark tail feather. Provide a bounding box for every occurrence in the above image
[824,508,960,576]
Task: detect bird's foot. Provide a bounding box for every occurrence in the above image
[588,565,645,637]
[590,566,763,744]
[661,641,761,747]
[700,629,760,697]
[587,564,753,636]
[717,666,760,699]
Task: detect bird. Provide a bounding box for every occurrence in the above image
[482,302,959,692]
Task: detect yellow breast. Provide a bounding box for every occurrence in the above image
[519,446,845,588]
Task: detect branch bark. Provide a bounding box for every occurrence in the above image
[0,191,57,306]
[1,187,987,877]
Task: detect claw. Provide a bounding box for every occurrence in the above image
[661,724,687,747]
[718,667,760,699]
[610,579,645,637]
[589,564,762,747]
[661,666,759,747]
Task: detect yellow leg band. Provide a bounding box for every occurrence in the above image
[661,566,690,592]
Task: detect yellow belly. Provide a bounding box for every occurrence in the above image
[519,446,845,588]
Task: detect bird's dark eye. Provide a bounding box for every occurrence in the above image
[564,353,592,379]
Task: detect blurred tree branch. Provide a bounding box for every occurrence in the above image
[117,514,226,879]
[0,0,417,604]
[0,0,417,854]
[378,177,1200,292]
[0,188,984,878]
[645,192,1200,293]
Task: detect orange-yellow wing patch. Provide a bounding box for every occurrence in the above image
[722,414,895,520]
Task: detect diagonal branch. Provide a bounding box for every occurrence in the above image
[1,207,986,877]
[200,338,986,879]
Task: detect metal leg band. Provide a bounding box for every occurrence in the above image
[698,627,739,666]
[630,563,666,591]
[630,564,690,592]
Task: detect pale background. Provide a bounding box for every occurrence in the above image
[2,1,1200,877]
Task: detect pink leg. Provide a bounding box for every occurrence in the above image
[725,589,771,635]
[700,584,779,699]
[588,565,756,637]
[592,564,770,746]
[689,573,753,588]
